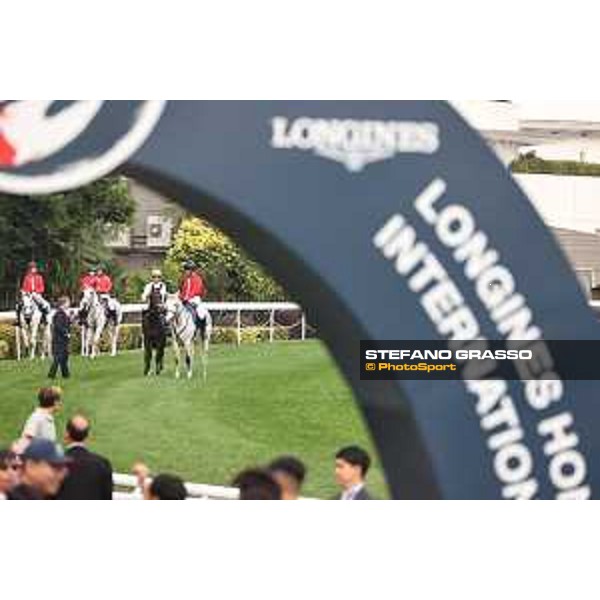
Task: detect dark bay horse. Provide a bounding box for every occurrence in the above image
[142,289,168,376]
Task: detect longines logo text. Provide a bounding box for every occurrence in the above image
[270,116,440,172]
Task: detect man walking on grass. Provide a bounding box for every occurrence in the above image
[48,296,72,380]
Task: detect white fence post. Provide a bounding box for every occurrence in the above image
[301,313,306,341]
[269,309,275,343]
[15,326,21,361]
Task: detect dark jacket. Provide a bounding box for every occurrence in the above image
[352,487,371,500]
[7,484,45,500]
[56,445,113,500]
[52,308,71,349]
[337,486,372,500]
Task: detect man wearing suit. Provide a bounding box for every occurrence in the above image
[56,415,113,500]
[335,445,372,500]
[48,296,72,379]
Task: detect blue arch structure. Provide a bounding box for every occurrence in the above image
[3,101,599,498]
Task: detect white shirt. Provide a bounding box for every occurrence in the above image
[141,281,167,303]
[22,409,56,442]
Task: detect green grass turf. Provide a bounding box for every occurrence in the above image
[0,340,389,499]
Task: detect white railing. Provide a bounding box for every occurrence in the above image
[112,473,240,500]
[0,301,310,345]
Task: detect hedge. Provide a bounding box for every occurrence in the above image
[511,153,600,177]
[0,323,291,360]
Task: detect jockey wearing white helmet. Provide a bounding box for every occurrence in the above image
[141,268,168,305]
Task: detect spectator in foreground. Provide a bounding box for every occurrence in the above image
[335,445,372,500]
[18,387,63,449]
[144,474,188,500]
[56,415,113,500]
[268,456,306,500]
[8,439,70,500]
[48,296,72,380]
[0,450,20,500]
[233,468,282,500]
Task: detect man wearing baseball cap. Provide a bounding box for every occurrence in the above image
[7,439,70,500]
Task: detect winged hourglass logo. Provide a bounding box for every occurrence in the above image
[0,100,165,195]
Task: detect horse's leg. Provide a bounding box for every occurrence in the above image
[39,323,48,360]
[30,321,38,360]
[111,323,120,357]
[91,327,99,359]
[201,332,210,382]
[95,327,103,358]
[21,326,29,359]
[144,342,152,376]
[47,325,53,360]
[156,341,165,375]
[85,327,91,358]
[185,340,194,379]
[40,325,46,360]
[81,326,87,357]
[172,334,181,379]
[200,344,207,382]
[93,316,105,359]
[111,313,122,357]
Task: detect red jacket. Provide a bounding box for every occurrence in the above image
[95,274,113,294]
[80,273,97,291]
[21,273,45,294]
[179,272,206,301]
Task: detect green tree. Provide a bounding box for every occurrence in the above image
[164,218,285,301]
[0,176,135,299]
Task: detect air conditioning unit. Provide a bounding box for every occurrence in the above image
[146,215,173,248]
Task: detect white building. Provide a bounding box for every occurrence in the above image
[456,101,600,297]
[454,100,600,165]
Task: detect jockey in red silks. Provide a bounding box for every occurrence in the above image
[80,267,97,292]
[94,266,113,295]
[94,266,115,313]
[179,260,208,324]
[20,261,50,317]
[78,266,98,323]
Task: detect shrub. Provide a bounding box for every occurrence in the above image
[0,322,292,359]
[0,323,17,359]
[0,322,143,359]
[165,218,286,301]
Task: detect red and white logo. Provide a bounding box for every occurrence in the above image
[0,101,165,195]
